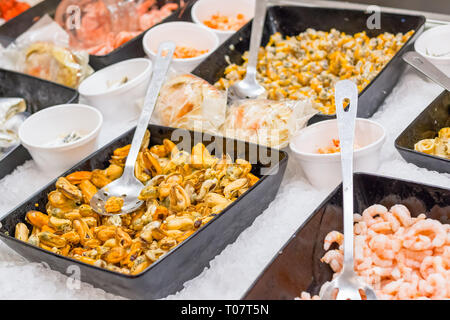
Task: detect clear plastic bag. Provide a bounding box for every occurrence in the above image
[152,74,227,136]
[221,98,317,149]
[55,0,181,56]
[0,15,93,88]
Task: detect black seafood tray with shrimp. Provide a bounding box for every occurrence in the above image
[395,90,450,174]
[192,5,425,124]
[242,173,449,299]
[0,68,78,180]
[0,0,196,71]
[0,124,288,299]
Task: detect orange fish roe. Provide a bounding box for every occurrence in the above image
[173,46,208,59]
[318,139,342,154]
[317,139,361,154]
[203,13,248,31]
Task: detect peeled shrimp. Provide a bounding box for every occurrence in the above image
[362,204,388,226]
[390,204,413,227]
[299,203,450,300]
[320,250,343,273]
[404,219,446,250]
[323,231,343,251]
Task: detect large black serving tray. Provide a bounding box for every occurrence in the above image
[395,90,449,174]
[0,124,288,299]
[0,0,195,71]
[192,6,426,124]
[0,68,79,180]
[242,173,450,299]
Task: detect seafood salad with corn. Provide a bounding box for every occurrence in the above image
[14,131,259,275]
[216,28,414,115]
[299,204,450,300]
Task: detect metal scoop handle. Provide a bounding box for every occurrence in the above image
[403,51,450,91]
[122,42,175,182]
[244,0,268,82]
[335,80,358,270]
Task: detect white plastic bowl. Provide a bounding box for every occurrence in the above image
[19,104,103,174]
[415,24,450,75]
[289,119,386,189]
[78,58,152,124]
[191,0,255,45]
[142,21,219,73]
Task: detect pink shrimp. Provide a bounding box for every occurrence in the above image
[398,282,417,300]
[301,202,449,300]
[299,292,320,300]
[420,256,446,279]
[323,231,343,250]
[369,234,395,260]
[390,204,413,227]
[425,273,447,299]
[380,279,403,296]
[320,249,343,273]
[362,204,388,227]
[403,219,446,250]
[371,252,393,268]
[354,235,367,264]
[354,221,368,235]
[380,211,400,232]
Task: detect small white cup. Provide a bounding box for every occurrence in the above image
[142,21,219,73]
[289,119,386,189]
[78,58,152,124]
[191,0,255,45]
[415,24,450,75]
[19,104,103,174]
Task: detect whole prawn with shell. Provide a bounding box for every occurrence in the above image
[300,204,450,300]
[14,131,258,275]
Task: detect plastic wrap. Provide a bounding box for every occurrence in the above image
[152,74,227,135]
[221,99,317,149]
[55,0,180,56]
[0,15,93,88]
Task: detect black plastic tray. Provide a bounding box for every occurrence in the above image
[0,68,79,180]
[242,173,450,299]
[0,0,195,71]
[0,124,288,299]
[192,6,426,124]
[395,90,449,174]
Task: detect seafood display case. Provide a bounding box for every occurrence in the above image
[242,173,450,299]
[0,0,196,71]
[0,124,288,299]
[0,68,78,180]
[192,5,426,124]
[395,90,450,174]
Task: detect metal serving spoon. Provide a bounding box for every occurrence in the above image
[90,41,175,216]
[320,80,377,300]
[227,0,268,102]
[402,51,450,91]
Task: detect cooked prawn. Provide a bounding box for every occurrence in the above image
[390,204,413,227]
[323,231,343,250]
[299,203,450,300]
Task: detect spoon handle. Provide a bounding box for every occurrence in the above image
[123,42,175,178]
[335,80,358,270]
[244,0,268,81]
[402,51,450,91]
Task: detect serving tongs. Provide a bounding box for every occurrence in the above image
[90,41,175,216]
[320,80,377,300]
[227,0,268,102]
[402,51,450,91]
